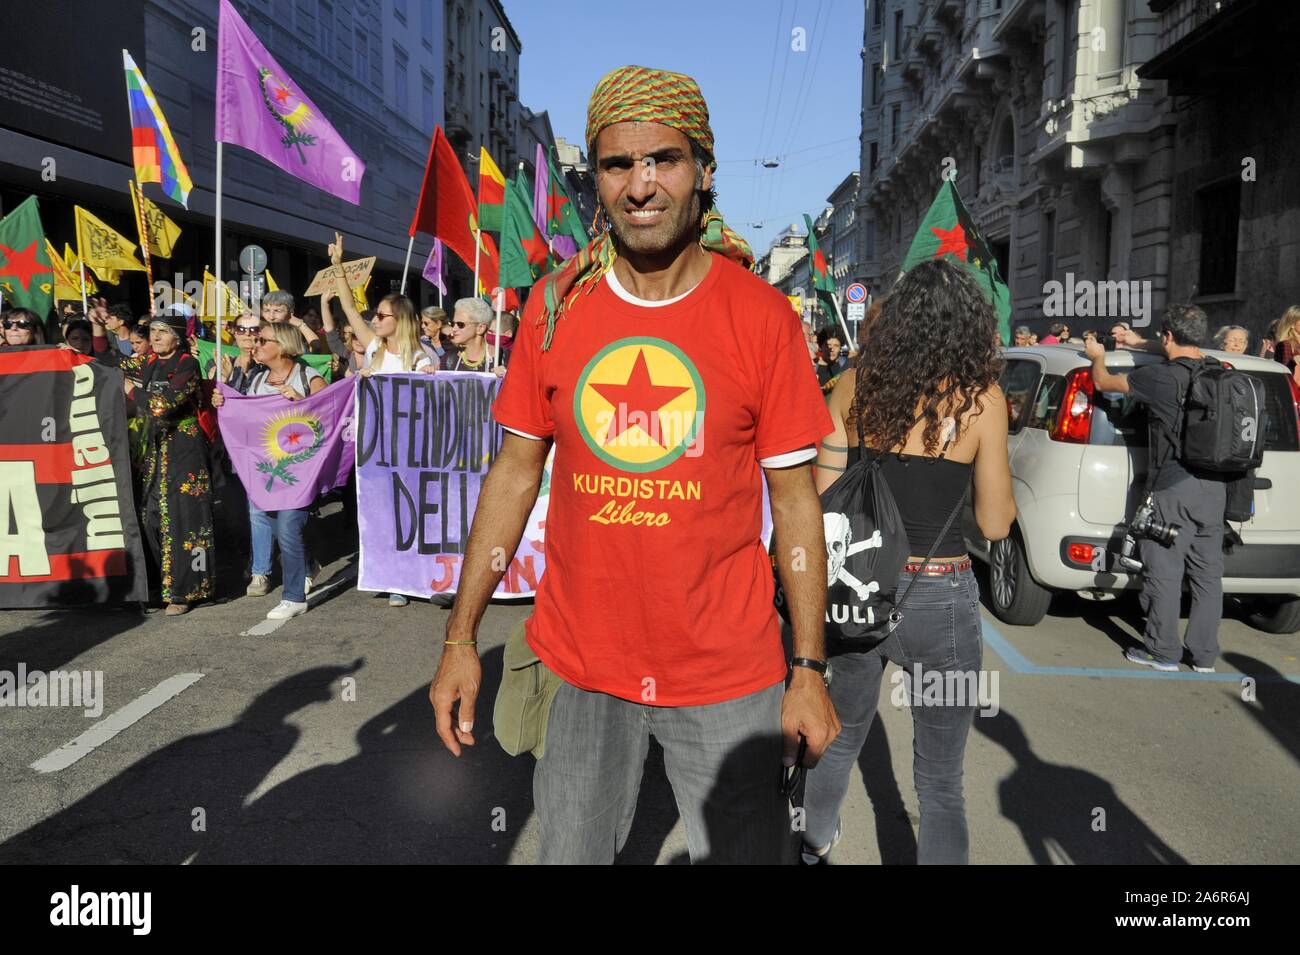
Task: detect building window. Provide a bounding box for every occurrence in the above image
[868,141,878,171]
[320,1,334,58]
[356,29,369,78]
[865,219,876,260]
[890,105,901,146]
[394,46,408,117]
[421,0,434,50]
[1197,179,1241,295]
[1041,210,1057,285]
[873,1,884,29]
[893,10,904,54]
[1058,0,1079,98]
[395,0,407,23]
[422,73,435,131]
[871,63,881,103]
[974,143,983,190]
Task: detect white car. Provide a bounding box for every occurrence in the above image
[964,344,1300,633]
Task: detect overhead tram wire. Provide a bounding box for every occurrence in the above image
[756,0,800,222]
[765,0,828,221]
[749,0,789,225]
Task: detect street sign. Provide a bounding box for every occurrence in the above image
[847,301,866,322]
[846,282,867,304]
[239,244,267,276]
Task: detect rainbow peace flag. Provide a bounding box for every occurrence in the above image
[123,49,193,208]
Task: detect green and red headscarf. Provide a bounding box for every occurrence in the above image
[538,65,754,349]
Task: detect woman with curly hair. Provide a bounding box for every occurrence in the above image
[801,257,1017,865]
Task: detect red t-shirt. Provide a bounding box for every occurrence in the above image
[494,253,833,706]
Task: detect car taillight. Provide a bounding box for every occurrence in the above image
[1289,374,1300,446]
[1066,543,1096,566]
[1051,368,1094,443]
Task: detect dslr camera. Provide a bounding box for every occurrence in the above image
[1114,496,1180,573]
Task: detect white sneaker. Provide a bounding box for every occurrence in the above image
[304,560,323,595]
[799,820,842,865]
[266,600,308,620]
[246,574,270,597]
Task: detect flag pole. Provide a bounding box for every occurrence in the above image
[473,228,482,299]
[76,222,89,315]
[493,287,503,368]
[829,293,853,349]
[213,141,224,378]
[128,180,155,297]
[399,234,415,295]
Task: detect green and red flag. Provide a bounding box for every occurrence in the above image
[0,196,54,315]
[546,151,588,260]
[901,179,1012,344]
[804,213,836,296]
[500,171,550,289]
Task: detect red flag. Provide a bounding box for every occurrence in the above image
[409,126,517,309]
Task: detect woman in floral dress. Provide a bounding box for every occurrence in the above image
[121,309,215,615]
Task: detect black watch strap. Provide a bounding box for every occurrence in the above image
[790,656,828,676]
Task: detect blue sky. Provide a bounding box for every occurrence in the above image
[506,0,864,256]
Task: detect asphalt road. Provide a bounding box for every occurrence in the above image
[2,521,1298,864]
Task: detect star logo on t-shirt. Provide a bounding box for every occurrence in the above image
[575,337,705,473]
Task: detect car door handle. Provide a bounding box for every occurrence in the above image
[1254,477,1272,490]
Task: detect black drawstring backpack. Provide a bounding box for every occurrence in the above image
[773,416,967,655]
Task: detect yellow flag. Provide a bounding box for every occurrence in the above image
[47,240,84,302]
[65,243,109,288]
[265,270,279,292]
[130,181,182,258]
[352,276,370,313]
[201,269,243,319]
[74,206,146,279]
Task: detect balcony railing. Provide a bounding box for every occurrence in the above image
[1151,0,1244,54]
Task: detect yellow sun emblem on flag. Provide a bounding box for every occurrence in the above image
[257,411,325,491]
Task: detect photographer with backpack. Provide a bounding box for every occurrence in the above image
[799,259,1016,865]
[1086,304,1264,674]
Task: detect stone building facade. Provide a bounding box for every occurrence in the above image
[855,0,1294,340]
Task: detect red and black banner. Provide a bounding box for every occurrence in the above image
[0,347,148,607]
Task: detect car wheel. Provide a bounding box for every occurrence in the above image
[1244,595,1300,635]
[989,531,1052,627]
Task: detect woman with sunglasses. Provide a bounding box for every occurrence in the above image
[325,232,435,376]
[221,314,269,394]
[120,310,216,616]
[212,322,326,619]
[2,308,47,348]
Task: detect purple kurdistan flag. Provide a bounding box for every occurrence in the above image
[422,239,446,296]
[533,143,550,241]
[215,0,365,204]
[216,378,357,511]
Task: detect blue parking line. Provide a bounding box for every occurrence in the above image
[980,618,1300,684]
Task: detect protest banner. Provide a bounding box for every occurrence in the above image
[195,338,334,383]
[216,378,357,512]
[0,348,148,607]
[355,371,547,599]
[303,257,375,297]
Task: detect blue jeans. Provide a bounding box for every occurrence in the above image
[534,679,787,864]
[803,568,984,864]
[249,504,309,603]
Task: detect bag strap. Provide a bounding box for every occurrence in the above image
[890,484,969,620]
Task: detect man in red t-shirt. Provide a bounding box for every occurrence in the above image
[430,65,838,864]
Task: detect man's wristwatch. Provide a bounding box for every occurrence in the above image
[790,657,832,687]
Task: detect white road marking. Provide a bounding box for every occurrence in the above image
[30,672,206,774]
[238,565,358,637]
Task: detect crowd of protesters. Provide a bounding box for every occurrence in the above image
[0,233,519,620]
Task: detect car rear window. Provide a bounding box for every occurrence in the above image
[1088,367,1298,451]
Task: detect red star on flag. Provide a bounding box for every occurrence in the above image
[931,223,969,261]
[521,226,549,268]
[590,349,689,447]
[0,242,52,291]
[285,430,304,446]
[274,85,292,104]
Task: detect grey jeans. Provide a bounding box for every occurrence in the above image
[802,568,984,864]
[533,678,787,864]
[1139,476,1226,668]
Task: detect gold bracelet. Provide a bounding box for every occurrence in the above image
[443,639,477,646]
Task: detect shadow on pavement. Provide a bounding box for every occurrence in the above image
[0,600,148,675]
[1221,652,1300,768]
[0,649,545,864]
[975,709,1188,864]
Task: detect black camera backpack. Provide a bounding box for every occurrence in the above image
[1175,357,1266,473]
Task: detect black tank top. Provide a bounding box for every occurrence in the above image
[846,445,971,557]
